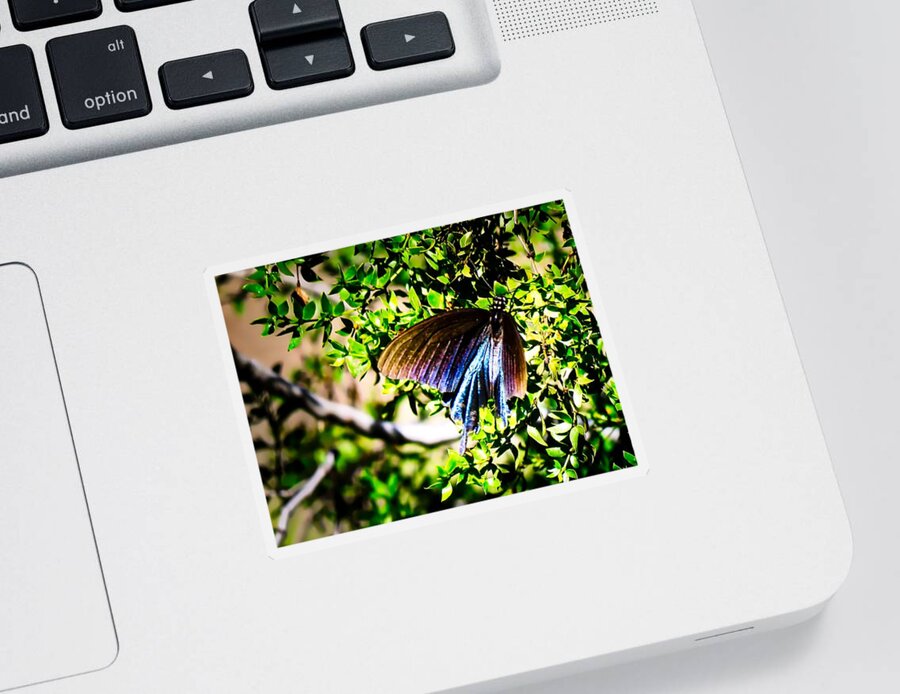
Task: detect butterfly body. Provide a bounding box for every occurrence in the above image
[378,306,527,452]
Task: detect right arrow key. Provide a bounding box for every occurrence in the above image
[361,12,455,71]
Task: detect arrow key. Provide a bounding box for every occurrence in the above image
[362,12,455,71]
[250,0,344,43]
[261,34,354,90]
[159,50,254,110]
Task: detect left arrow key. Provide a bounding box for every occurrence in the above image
[159,50,254,110]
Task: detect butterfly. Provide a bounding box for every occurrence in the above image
[378,301,528,453]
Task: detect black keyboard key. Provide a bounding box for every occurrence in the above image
[361,12,455,71]
[115,0,190,10]
[47,26,152,130]
[261,34,353,90]
[9,0,102,32]
[0,45,49,145]
[159,50,254,109]
[251,0,343,43]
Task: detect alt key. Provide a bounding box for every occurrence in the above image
[47,25,152,130]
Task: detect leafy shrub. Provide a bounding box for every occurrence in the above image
[222,200,636,545]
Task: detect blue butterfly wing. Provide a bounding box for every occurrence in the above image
[377,309,491,393]
[379,308,528,453]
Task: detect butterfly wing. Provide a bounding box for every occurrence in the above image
[380,307,528,454]
[448,336,495,452]
[499,311,528,400]
[378,309,492,393]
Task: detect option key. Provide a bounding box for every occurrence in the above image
[47,26,152,130]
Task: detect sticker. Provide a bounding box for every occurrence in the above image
[210,195,638,550]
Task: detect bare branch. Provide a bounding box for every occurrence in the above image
[217,271,298,287]
[274,451,336,545]
[232,347,460,447]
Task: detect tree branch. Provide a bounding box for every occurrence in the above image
[274,451,336,545]
[232,347,460,447]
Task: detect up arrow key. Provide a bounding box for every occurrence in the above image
[251,0,345,43]
[404,34,415,43]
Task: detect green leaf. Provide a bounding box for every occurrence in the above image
[549,422,572,435]
[483,476,501,494]
[320,293,332,317]
[347,339,367,357]
[426,290,444,309]
[408,287,422,311]
[493,281,508,297]
[526,425,548,447]
[441,483,453,502]
[569,426,582,448]
[242,282,266,297]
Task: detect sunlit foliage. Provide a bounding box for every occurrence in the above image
[224,201,636,544]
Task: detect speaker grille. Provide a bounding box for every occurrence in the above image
[493,0,659,41]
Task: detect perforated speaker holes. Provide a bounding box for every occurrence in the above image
[493,0,659,42]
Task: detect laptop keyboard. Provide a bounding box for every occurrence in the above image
[0,0,498,176]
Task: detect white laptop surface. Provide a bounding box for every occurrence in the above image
[0,1,850,692]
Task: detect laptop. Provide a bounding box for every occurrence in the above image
[0,1,851,692]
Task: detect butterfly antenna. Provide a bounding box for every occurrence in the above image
[474,269,493,294]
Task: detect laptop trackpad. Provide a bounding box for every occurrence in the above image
[0,264,117,691]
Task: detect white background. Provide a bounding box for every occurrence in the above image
[517,1,900,691]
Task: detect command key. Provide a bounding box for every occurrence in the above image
[0,45,49,145]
